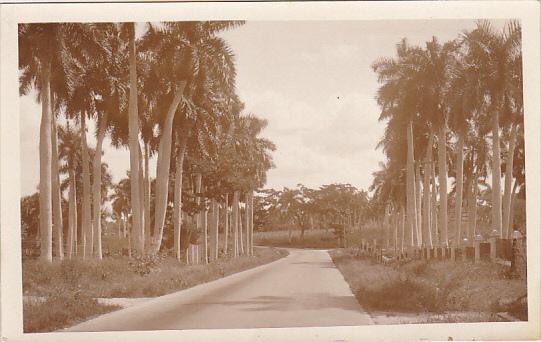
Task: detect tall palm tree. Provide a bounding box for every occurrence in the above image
[138,21,243,254]
[58,121,81,258]
[19,24,66,261]
[463,20,522,238]
[372,40,424,248]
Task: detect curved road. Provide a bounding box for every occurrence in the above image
[66,249,373,331]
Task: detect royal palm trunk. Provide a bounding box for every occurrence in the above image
[202,203,208,264]
[431,163,438,244]
[152,82,187,254]
[406,121,418,248]
[51,113,63,259]
[80,113,92,258]
[437,124,448,246]
[232,191,239,257]
[491,110,503,237]
[455,134,464,247]
[67,168,77,259]
[224,194,229,255]
[144,143,151,246]
[423,133,434,247]
[39,61,53,262]
[138,144,145,253]
[245,199,250,256]
[239,207,244,255]
[92,112,108,259]
[173,147,185,261]
[248,191,254,256]
[127,23,143,255]
[503,123,518,238]
[209,199,218,262]
[415,162,422,247]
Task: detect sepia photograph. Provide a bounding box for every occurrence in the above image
[1,1,540,341]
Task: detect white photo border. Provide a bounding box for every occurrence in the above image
[1,1,540,341]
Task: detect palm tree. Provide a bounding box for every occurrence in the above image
[137,21,243,255]
[19,24,65,261]
[372,40,424,248]
[463,20,522,238]
[58,121,81,258]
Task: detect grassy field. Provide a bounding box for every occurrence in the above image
[23,247,288,333]
[330,248,527,324]
[255,228,340,249]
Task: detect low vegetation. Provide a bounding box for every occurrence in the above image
[330,249,527,322]
[23,247,287,332]
[255,228,340,249]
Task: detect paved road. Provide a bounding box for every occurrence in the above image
[66,249,373,331]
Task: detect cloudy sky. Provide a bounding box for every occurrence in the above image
[20,19,502,197]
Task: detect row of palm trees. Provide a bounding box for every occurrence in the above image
[19,21,275,262]
[370,20,524,250]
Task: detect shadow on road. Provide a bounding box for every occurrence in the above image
[188,294,362,313]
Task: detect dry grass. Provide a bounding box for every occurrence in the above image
[330,248,527,320]
[23,247,287,332]
[23,294,120,333]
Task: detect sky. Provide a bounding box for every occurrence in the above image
[19,19,506,197]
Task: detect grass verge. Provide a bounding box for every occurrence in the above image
[23,247,288,332]
[329,248,527,323]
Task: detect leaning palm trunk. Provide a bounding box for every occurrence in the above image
[39,61,53,262]
[509,180,518,234]
[455,134,464,247]
[67,168,77,259]
[127,23,143,255]
[406,120,418,248]
[80,113,93,258]
[423,133,434,247]
[152,83,187,255]
[92,112,108,259]
[491,111,503,237]
[232,191,239,257]
[437,124,448,246]
[51,113,64,259]
[503,123,518,238]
